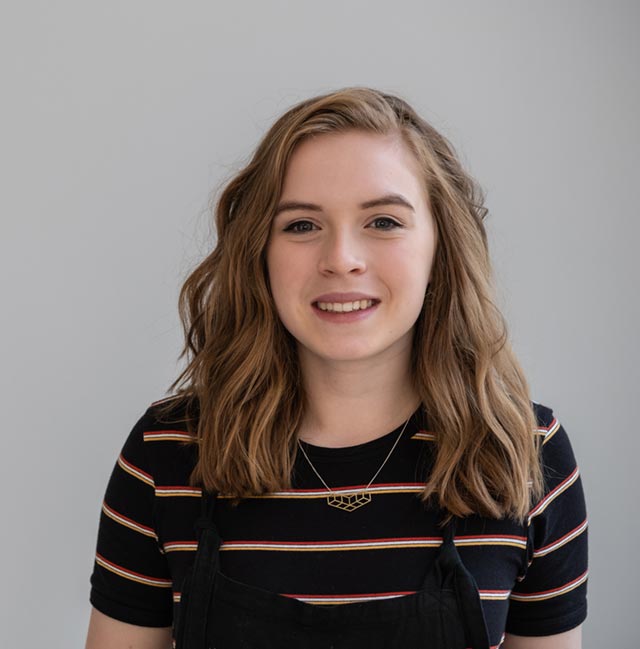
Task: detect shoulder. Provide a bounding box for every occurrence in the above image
[527,400,586,527]
[118,394,199,489]
[531,400,580,477]
[119,394,197,451]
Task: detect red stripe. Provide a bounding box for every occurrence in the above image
[535,518,587,554]
[282,589,416,599]
[118,455,153,482]
[143,429,193,437]
[102,503,155,534]
[538,417,558,432]
[157,485,201,491]
[95,553,170,583]
[456,534,527,542]
[529,467,579,516]
[222,534,527,547]
[223,536,442,546]
[268,482,426,493]
[514,570,588,598]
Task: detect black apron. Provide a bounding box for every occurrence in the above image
[174,491,490,649]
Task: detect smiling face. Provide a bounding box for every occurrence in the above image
[266,130,437,370]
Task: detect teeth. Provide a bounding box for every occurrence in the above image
[316,299,374,312]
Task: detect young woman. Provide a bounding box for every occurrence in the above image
[85,87,588,649]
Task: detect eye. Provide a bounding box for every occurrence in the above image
[283,220,317,234]
[369,216,402,231]
[282,217,402,234]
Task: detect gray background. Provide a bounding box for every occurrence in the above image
[1,1,638,646]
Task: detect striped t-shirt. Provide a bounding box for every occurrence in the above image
[89,397,588,648]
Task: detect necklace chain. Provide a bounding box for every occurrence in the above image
[296,415,412,512]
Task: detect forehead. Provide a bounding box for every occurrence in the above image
[280,131,425,205]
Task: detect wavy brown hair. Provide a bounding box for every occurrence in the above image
[157,86,543,521]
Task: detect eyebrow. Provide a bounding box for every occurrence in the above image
[274,193,415,217]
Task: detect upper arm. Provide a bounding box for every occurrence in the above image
[85,607,173,649]
[89,409,174,630]
[505,407,588,640]
[503,625,582,649]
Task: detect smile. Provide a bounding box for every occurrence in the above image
[315,299,377,312]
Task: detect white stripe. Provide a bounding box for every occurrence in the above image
[510,571,588,602]
[155,487,202,497]
[528,468,579,524]
[455,536,527,549]
[249,484,425,499]
[221,538,443,551]
[117,456,154,486]
[534,417,560,444]
[164,542,198,552]
[220,534,529,552]
[478,590,511,601]
[144,432,194,442]
[539,418,561,445]
[295,593,408,604]
[533,520,588,558]
[102,504,157,539]
[96,556,172,587]
[411,432,436,440]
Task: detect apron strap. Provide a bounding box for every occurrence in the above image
[453,557,491,649]
[429,514,490,649]
[177,489,221,649]
[427,512,458,579]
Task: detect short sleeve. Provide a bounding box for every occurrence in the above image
[506,405,588,636]
[89,408,173,627]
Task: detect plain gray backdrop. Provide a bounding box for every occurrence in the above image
[1,1,638,647]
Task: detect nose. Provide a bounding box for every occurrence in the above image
[317,228,367,276]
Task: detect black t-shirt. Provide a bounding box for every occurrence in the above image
[90,398,588,648]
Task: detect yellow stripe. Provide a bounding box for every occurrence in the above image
[510,572,588,602]
[294,593,409,604]
[220,540,443,552]
[533,520,588,558]
[155,487,202,497]
[164,543,198,552]
[95,556,172,588]
[232,486,424,500]
[455,539,527,549]
[144,432,194,442]
[410,432,436,441]
[117,456,154,487]
[102,504,157,539]
[528,468,579,523]
[542,419,561,445]
[479,591,511,601]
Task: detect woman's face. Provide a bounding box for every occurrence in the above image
[266,130,437,369]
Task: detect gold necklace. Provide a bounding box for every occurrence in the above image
[296,415,412,512]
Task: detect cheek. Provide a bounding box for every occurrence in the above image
[385,245,432,283]
[400,235,436,281]
[266,250,303,312]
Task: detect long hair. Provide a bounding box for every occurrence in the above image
[157,86,543,521]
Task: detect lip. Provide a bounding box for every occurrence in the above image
[312,300,379,323]
[312,292,379,304]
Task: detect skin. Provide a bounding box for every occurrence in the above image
[266,130,435,446]
[85,608,172,649]
[85,130,583,648]
[504,627,582,648]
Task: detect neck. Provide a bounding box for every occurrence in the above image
[296,346,421,448]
